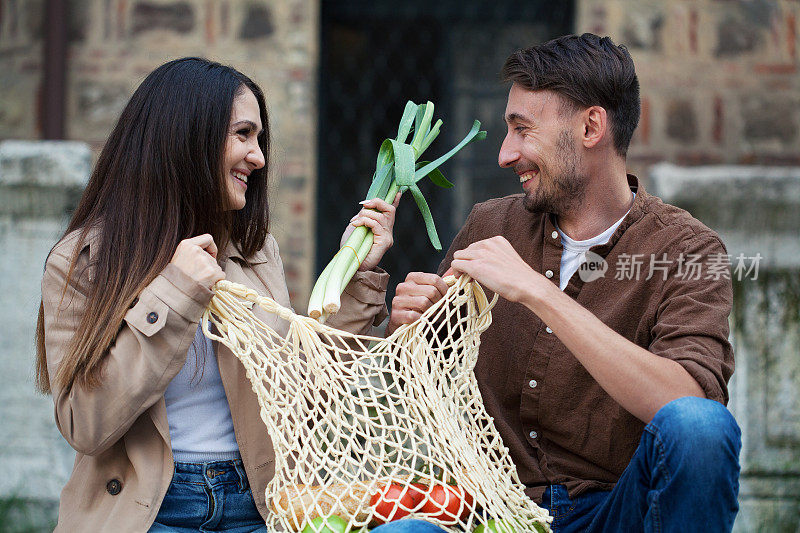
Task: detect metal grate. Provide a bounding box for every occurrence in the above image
[317,0,575,303]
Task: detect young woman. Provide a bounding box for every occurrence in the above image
[36,58,398,532]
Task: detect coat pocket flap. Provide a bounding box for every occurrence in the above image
[124,293,170,337]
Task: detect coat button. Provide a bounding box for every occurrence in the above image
[106,479,122,495]
[146,311,158,324]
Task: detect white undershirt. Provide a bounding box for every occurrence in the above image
[164,325,240,462]
[555,193,635,290]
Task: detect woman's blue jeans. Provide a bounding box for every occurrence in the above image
[149,458,267,532]
[375,397,741,533]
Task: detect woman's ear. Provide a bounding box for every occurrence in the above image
[582,106,607,149]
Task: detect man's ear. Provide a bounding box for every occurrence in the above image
[582,106,607,149]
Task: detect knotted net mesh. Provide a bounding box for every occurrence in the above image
[202,275,552,532]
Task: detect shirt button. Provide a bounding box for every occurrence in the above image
[529,430,538,439]
[106,479,122,495]
[545,327,553,334]
[545,270,554,278]
[551,230,558,239]
[529,379,538,389]
[146,311,159,324]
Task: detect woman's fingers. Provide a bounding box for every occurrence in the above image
[170,235,225,289]
[348,195,402,271]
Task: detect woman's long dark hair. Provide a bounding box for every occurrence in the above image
[35,58,271,393]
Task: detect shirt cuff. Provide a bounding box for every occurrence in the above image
[343,267,389,305]
[676,358,727,405]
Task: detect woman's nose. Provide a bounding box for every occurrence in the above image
[247,145,265,169]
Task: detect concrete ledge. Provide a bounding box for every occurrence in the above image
[0,140,90,217]
[649,163,800,268]
[0,140,90,187]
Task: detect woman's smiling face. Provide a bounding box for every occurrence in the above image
[223,87,265,210]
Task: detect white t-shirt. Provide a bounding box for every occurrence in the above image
[163,324,240,462]
[556,194,635,291]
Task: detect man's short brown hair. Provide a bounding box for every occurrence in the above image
[502,33,640,157]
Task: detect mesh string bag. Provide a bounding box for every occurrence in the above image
[202,275,552,532]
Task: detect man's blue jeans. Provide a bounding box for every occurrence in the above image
[374,397,741,532]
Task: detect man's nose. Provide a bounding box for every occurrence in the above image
[498,134,520,168]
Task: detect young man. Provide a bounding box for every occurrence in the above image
[386,34,740,532]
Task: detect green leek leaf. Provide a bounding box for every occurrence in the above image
[408,183,441,250]
[396,101,418,143]
[365,160,393,200]
[427,169,454,188]
[414,120,486,182]
[415,161,453,188]
[419,119,442,153]
[389,140,416,188]
[411,102,435,155]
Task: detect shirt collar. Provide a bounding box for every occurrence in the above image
[543,174,646,257]
[589,174,647,257]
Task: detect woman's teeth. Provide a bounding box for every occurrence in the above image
[232,171,248,184]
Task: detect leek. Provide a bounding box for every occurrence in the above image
[308,100,486,319]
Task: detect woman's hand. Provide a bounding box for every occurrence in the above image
[341,193,401,272]
[169,234,226,289]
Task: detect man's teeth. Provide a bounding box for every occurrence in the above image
[519,172,536,183]
[232,171,248,184]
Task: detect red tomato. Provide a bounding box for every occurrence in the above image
[419,483,474,524]
[369,483,425,525]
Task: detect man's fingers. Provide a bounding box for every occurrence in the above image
[392,294,438,314]
[404,272,448,294]
[389,310,422,329]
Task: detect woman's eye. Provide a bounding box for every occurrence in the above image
[236,129,249,138]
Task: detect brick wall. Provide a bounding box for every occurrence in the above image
[576,0,800,180]
[0,0,318,305]
[3,0,799,304]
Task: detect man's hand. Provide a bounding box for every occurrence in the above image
[387,272,449,335]
[450,236,545,303]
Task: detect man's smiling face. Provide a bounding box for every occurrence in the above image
[499,84,588,215]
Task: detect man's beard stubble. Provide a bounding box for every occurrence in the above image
[523,129,587,216]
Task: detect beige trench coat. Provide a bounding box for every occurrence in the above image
[41,227,388,532]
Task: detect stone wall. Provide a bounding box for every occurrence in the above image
[0,0,319,304]
[650,163,800,532]
[577,0,800,179]
[3,0,799,305]
[0,141,90,528]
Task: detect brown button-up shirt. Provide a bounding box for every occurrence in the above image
[438,176,734,502]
